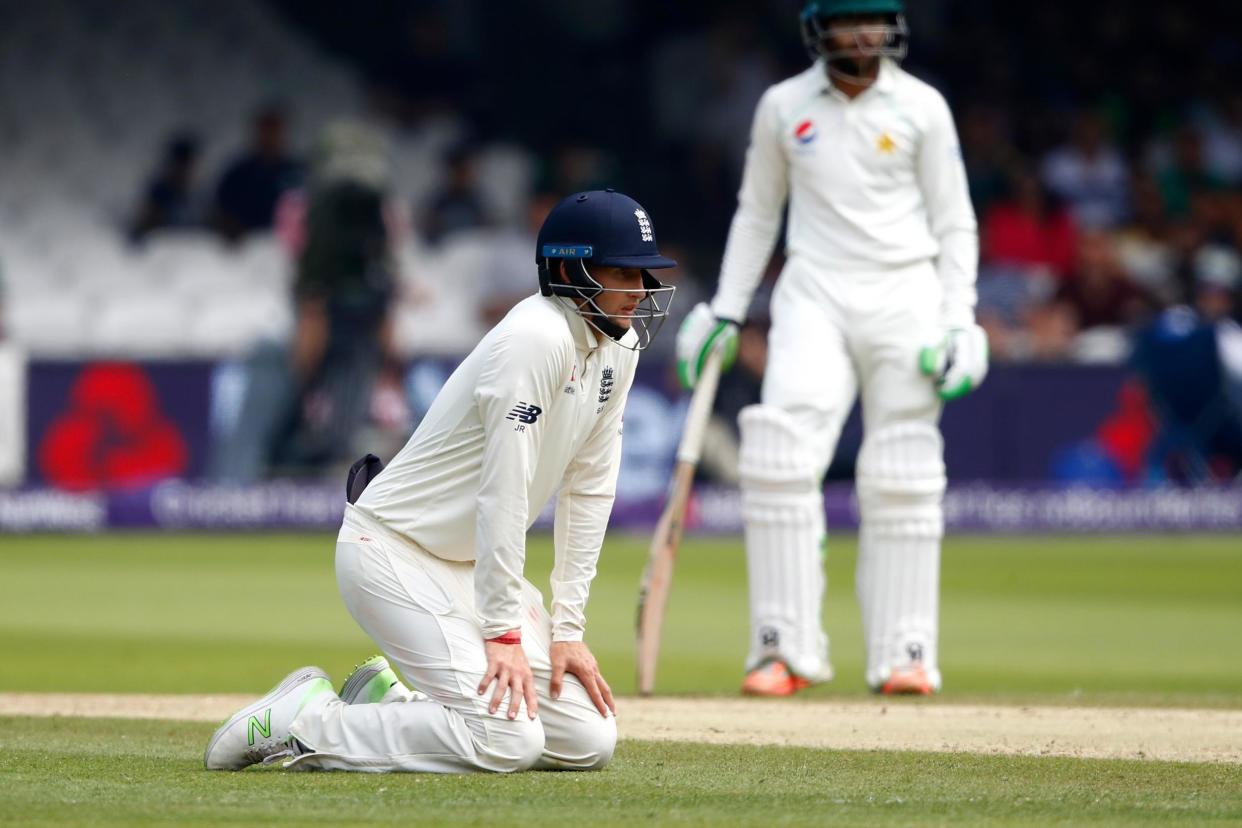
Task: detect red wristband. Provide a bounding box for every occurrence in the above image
[486,631,522,645]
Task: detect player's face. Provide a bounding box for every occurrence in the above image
[825,13,890,53]
[588,266,646,329]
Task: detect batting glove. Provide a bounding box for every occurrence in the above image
[918,323,989,401]
[676,302,739,391]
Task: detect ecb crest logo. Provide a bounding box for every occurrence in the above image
[598,367,615,404]
[634,210,653,242]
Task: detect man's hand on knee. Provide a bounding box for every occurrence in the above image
[550,641,615,717]
[480,634,538,720]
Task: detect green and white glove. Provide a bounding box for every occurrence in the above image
[676,302,740,391]
[918,323,989,401]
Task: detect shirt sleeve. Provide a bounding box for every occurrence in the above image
[710,87,789,324]
[549,362,635,641]
[916,89,980,329]
[473,328,566,639]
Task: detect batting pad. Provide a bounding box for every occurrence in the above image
[737,405,832,682]
[855,422,946,690]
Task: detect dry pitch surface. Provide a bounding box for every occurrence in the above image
[3,693,1238,765]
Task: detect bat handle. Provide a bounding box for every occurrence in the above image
[675,344,726,465]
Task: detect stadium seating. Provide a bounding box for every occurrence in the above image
[0,0,351,358]
[0,0,541,360]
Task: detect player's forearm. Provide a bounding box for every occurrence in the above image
[475,483,531,638]
[474,544,526,639]
[550,489,610,641]
[935,225,979,328]
[710,208,783,323]
[550,571,595,642]
[550,592,590,642]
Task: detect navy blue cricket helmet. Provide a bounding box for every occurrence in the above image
[536,189,677,350]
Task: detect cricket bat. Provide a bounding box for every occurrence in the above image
[635,344,726,696]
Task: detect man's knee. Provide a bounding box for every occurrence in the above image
[856,421,945,537]
[578,714,618,770]
[479,715,546,773]
[555,713,617,771]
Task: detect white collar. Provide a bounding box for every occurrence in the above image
[551,296,603,352]
[818,57,898,99]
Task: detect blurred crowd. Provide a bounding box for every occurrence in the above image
[115,1,1242,363]
[4,0,1241,484]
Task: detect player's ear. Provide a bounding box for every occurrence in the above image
[557,261,571,284]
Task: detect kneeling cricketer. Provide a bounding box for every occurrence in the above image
[205,189,676,773]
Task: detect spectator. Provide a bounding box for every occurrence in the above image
[277,121,401,471]
[1054,230,1153,332]
[128,132,203,242]
[1041,110,1130,229]
[1155,125,1226,219]
[477,191,559,328]
[982,163,1079,279]
[421,143,490,247]
[1197,93,1242,186]
[1192,245,1241,323]
[543,143,620,198]
[211,121,399,481]
[1020,302,1079,362]
[1115,172,1180,306]
[977,164,1076,360]
[211,104,304,243]
[959,103,1017,217]
[1131,249,1242,482]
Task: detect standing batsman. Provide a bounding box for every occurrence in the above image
[205,189,676,772]
[677,0,987,696]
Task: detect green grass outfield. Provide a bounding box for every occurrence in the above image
[2,717,1239,827]
[2,533,1240,704]
[1,532,1240,825]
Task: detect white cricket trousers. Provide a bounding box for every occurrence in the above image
[742,255,947,687]
[763,256,943,460]
[287,505,617,773]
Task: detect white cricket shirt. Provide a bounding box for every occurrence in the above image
[356,294,637,641]
[711,58,979,328]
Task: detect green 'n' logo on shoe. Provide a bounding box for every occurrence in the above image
[247,709,272,746]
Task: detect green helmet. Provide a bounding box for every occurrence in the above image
[803,0,904,15]
[800,0,908,66]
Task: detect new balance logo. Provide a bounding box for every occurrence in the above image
[907,643,925,663]
[505,402,543,425]
[247,709,272,746]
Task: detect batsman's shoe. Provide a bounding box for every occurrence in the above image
[741,661,812,697]
[339,654,421,705]
[877,663,935,696]
[204,666,335,770]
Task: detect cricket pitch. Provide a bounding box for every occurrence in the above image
[2,693,1238,764]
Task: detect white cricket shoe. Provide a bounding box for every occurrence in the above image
[339,654,423,705]
[204,666,335,770]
